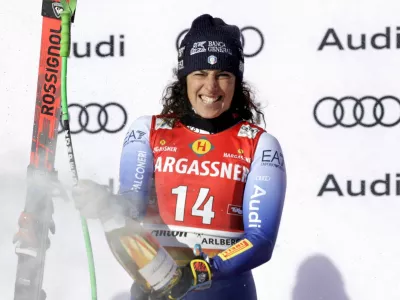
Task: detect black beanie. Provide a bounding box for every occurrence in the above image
[177,14,244,81]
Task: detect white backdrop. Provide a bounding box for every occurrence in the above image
[1,0,400,299]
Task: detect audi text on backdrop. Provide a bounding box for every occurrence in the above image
[71,35,125,58]
[318,174,400,197]
[318,27,400,51]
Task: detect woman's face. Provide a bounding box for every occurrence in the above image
[186,69,236,119]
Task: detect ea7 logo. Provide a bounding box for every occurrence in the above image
[238,125,259,139]
[261,149,285,171]
[52,3,63,18]
[123,130,146,146]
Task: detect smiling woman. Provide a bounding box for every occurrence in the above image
[71,13,287,300]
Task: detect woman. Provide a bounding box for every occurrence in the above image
[73,14,286,300]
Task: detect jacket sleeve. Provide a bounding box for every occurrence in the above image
[118,115,154,220]
[211,132,287,278]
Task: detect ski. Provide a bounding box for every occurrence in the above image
[13,1,75,299]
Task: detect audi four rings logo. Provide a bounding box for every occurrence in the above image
[176,26,264,58]
[313,96,400,128]
[58,102,128,134]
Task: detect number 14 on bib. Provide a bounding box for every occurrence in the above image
[172,186,215,225]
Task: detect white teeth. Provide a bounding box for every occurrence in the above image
[201,96,220,104]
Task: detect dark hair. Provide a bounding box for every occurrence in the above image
[160,70,265,126]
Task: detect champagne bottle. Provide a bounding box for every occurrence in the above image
[102,215,182,295]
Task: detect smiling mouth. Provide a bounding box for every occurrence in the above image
[200,95,222,104]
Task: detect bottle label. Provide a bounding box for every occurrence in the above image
[138,246,179,291]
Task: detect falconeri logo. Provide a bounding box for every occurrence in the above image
[190,138,214,156]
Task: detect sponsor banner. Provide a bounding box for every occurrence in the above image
[142,224,243,250]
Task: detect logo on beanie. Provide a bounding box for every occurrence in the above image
[178,46,185,58]
[208,41,233,55]
[190,41,207,55]
[208,55,217,65]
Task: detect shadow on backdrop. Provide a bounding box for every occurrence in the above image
[292,254,350,300]
[111,292,130,300]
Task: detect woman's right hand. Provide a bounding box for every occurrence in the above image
[72,179,111,219]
